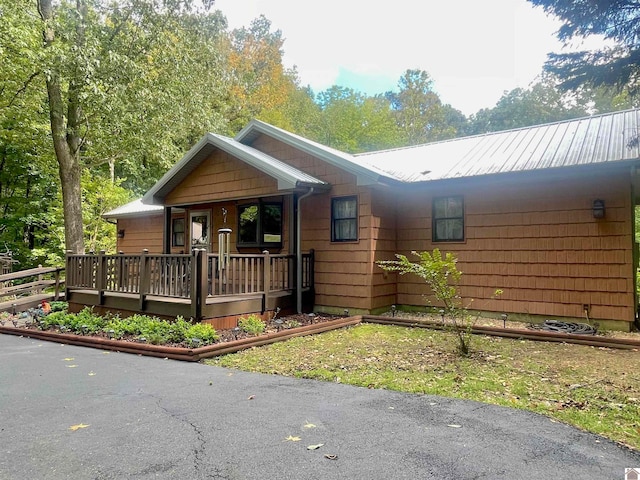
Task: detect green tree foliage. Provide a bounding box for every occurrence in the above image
[226,15,306,134]
[467,76,639,134]
[26,0,230,254]
[468,79,588,134]
[0,0,60,267]
[529,0,640,94]
[311,86,402,153]
[386,69,464,145]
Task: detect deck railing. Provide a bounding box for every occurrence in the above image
[66,249,314,317]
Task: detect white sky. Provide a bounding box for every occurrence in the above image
[214,0,604,116]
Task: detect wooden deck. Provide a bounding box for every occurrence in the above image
[65,250,314,326]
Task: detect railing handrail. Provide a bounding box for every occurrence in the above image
[0,266,64,283]
[66,250,314,311]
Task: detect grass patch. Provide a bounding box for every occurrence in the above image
[205,323,640,450]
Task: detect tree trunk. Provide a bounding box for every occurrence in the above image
[38,0,85,254]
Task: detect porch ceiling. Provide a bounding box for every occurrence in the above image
[142,133,330,205]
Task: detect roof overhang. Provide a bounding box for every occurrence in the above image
[142,132,330,205]
[236,119,400,187]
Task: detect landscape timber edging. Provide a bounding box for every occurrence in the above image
[0,316,363,362]
[362,315,640,350]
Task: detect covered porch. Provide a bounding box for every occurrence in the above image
[65,249,315,329]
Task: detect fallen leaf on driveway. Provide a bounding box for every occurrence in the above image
[324,454,338,460]
[284,435,301,442]
[69,424,90,431]
[248,395,255,400]
[307,443,324,450]
[447,424,462,428]
[66,365,78,368]
[303,422,316,429]
[88,371,96,376]
[63,358,74,361]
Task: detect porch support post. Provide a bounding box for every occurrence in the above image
[296,188,314,313]
[163,206,172,254]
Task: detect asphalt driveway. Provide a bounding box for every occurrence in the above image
[0,334,638,479]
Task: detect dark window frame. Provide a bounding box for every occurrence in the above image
[331,195,358,242]
[172,218,185,247]
[432,195,465,242]
[237,200,283,248]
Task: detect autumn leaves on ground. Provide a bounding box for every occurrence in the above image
[206,323,640,451]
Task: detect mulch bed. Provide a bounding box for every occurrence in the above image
[4,312,344,348]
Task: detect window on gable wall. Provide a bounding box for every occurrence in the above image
[432,196,464,242]
[331,196,358,242]
[238,202,282,248]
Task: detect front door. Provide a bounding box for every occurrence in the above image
[190,211,211,251]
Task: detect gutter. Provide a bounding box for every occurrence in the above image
[296,187,314,313]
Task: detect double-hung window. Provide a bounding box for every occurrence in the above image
[331,196,358,242]
[172,218,185,247]
[432,196,464,242]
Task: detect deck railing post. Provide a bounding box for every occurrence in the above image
[65,250,72,299]
[190,248,206,320]
[96,250,106,305]
[262,250,271,312]
[139,249,150,311]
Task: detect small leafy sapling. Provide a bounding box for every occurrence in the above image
[377,249,472,355]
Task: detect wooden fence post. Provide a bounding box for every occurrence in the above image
[36,264,43,294]
[54,267,61,301]
[262,250,271,312]
[139,249,150,311]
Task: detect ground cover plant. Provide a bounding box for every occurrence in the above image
[36,307,219,346]
[206,322,640,450]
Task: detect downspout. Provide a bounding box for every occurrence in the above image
[296,188,314,313]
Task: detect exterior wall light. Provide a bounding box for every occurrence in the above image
[592,199,605,219]
[117,229,125,238]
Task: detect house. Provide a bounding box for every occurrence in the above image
[95,109,640,331]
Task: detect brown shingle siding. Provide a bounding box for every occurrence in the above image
[393,171,635,324]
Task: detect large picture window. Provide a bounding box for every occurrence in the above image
[238,202,282,247]
[331,196,358,242]
[432,196,464,242]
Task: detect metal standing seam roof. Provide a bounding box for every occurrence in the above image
[141,132,329,205]
[103,198,164,219]
[352,109,640,183]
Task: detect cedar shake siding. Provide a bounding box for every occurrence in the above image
[116,215,165,253]
[248,133,379,312]
[165,149,280,206]
[387,167,635,324]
